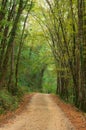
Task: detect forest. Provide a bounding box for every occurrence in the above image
[0,0,86,115]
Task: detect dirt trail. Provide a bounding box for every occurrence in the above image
[0,93,75,130]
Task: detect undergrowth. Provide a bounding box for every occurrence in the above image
[0,86,29,115]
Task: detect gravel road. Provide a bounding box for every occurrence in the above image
[0,93,75,130]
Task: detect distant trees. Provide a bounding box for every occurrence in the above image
[24,34,49,92]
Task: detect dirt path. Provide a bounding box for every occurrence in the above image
[0,93,75,130]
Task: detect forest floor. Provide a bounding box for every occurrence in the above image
[0,93,86,130]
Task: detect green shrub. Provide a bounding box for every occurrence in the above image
[0,107,4,114]
[18,86,29,94]
[0,86,29,115]
[15,86,29,100]
[0,90,19,114]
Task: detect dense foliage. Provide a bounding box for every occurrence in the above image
[0,0,86,113]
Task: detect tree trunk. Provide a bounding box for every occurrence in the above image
[8,42,15,94]
[15,4,32,87]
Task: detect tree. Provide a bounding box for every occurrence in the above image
[0,0,33,94]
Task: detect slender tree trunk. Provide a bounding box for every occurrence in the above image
[8,42,15,94]
[78,0,86,110]
[15,4,32,87]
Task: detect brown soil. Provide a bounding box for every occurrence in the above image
[0,93,75,130]
[51,94,86,130]
[0,93,85,130]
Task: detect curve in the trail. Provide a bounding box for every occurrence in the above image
[0,93,75,130]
